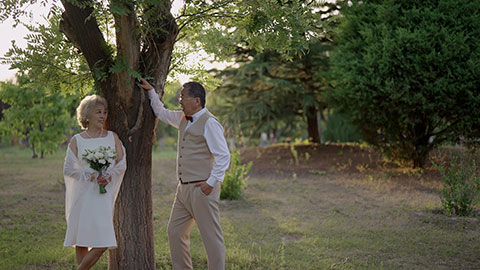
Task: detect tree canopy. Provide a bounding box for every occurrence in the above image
[177,0,338,60]
[178,0,339,144]
[0,75,76,158]
[0,12,90,157]
[211,40,331,144]
[329,0,480,168]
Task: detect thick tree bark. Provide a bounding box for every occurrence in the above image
[108,115,157,269]
[317,111,324,143]
[59,1,178,269]
[411,135,431,169]
[306,106,320,143]
[59,1,113,76]
[301,47,322,144]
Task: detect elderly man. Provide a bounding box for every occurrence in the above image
[139,79,230,270]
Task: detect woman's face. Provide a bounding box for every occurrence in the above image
[87,104,107,130]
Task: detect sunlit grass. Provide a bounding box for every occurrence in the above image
[152,149,177,160]
[1,146,479,269]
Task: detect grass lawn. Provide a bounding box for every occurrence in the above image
[0,145,479,269]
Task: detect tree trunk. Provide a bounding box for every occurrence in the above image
[59,1,178,269]
[301,47,322,144]
[317,110,324,143]
[412,156,425,169]
[31,143,38,159]
[412,142,430,169]
[306,106,320,143]
[108,109,157,269]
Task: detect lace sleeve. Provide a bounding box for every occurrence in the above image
[63,147,94,182]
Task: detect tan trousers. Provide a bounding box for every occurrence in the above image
[167,182,225,270]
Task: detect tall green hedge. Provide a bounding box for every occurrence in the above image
[329,0,480,168]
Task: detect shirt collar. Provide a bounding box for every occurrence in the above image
[190,107,206,122]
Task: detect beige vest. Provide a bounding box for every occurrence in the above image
[177,110,215,182]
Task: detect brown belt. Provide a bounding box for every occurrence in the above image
[180,179,206,185]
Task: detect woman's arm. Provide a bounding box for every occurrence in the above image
[68,136,78,157]
[113,132,124,163]
[102,131,127,184]
[64,135,96,181]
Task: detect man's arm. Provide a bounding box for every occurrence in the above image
[194,118,230,195]
[204,118,231,187]
[138,79,183,128]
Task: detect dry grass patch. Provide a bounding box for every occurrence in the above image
[1,144,480,269]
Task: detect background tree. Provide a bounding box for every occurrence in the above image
[178,0,339,144]
[177,0,337,60]
[212,40,331,144]
[0,75,74,158]
[322,110,362,143]
[1,8,93,93]
[328,0,480,168]
[1,10,93,147]
[0,99,9,120]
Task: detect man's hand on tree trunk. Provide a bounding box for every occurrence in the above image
[138,78,153,90]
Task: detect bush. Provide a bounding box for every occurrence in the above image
[434,158,480,216]
[328,0,480,168]
[221,151,252,200]
[323,110,362,143]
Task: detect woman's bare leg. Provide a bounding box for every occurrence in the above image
[75,246,89,265]
[77,247,107,270]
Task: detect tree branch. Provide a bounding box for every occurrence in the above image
[59,0,112,73]
[176,1,235,32]
[141,2,178,92]
[127,89,145,136]
[112,0,140,106]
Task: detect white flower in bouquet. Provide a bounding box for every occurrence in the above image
[82,146,118,194]
[94,152,104,160]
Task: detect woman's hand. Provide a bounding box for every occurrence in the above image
[97,174,111,186]
[89,172,99,182]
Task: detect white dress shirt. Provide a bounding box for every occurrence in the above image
[147,89,230,187]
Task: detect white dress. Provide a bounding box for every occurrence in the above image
[63,131,126,248]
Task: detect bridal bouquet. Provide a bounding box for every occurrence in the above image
[82,146,117,194]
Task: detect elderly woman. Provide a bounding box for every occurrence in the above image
[63,95,126,270]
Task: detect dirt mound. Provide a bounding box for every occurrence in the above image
[239,143,445,188]
[240,144,445,199]
[240,143,385,176]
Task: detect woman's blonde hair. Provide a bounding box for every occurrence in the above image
[76,95,108,129]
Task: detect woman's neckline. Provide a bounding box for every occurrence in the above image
[79,130,109,139]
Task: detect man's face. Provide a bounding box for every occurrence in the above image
[179,87,201,116]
